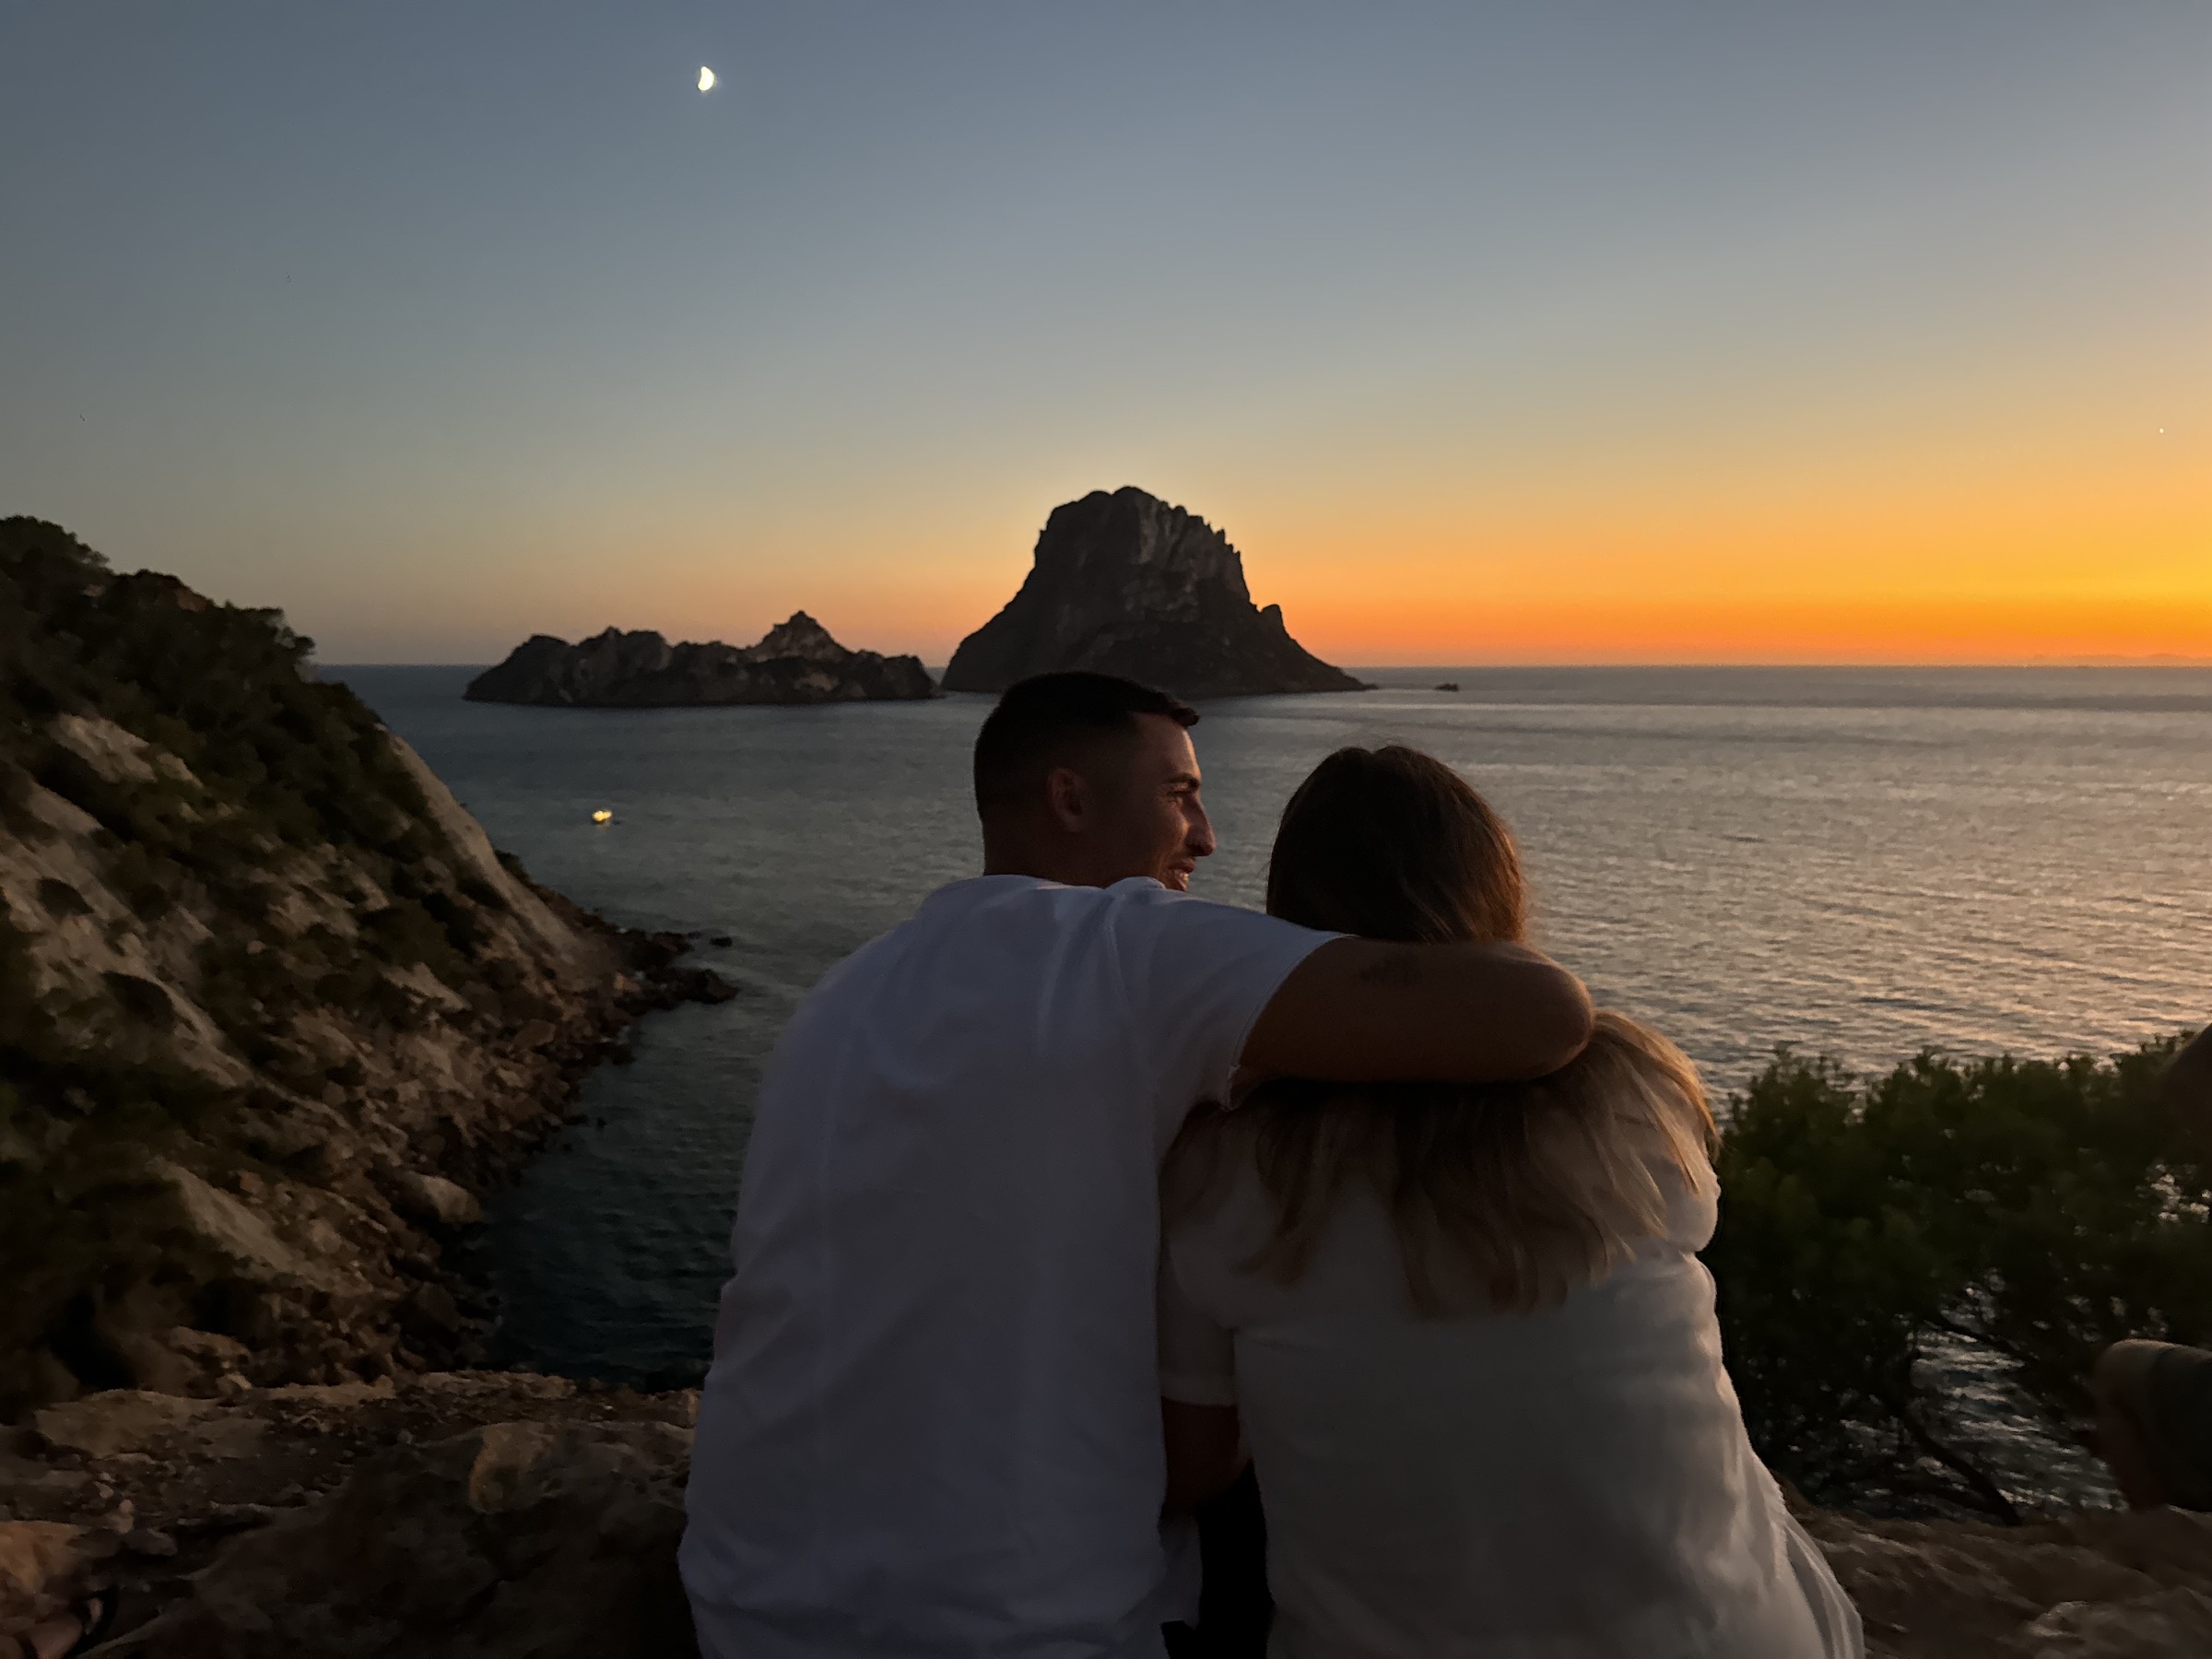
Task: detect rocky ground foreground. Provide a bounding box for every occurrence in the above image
[4,1377,2212,1658]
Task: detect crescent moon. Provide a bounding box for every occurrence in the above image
[698,65,716,92]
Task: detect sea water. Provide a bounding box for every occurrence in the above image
[332,665,2212,1505]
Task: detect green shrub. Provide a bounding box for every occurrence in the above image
[1706,1036,2209,1520]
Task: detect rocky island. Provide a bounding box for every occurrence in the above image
[942,487,1370,699]
[464,613,937,707]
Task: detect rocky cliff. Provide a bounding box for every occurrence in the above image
[0,518,728,1424]
[464,613,937,707]
[942,488,1369,699]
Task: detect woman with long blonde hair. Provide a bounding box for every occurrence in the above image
[1160,746,1860,1658]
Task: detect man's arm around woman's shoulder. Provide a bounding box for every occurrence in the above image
[1244,937,1594,1085]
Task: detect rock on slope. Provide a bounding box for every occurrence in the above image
[0,518,726,1423]
[0,1375,700,1658]
[464,612,938,706]
[941,487,1369,699]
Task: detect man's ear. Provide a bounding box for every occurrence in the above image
[1043,765,1089,834]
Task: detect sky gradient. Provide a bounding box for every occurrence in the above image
[5,2,2206,665]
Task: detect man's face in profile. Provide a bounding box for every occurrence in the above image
[1087,714,1218,891]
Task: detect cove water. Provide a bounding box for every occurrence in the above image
[332,665,2212,1506]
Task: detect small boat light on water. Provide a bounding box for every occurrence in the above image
[592,809,614,824]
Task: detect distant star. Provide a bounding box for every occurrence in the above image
[698,65,716,92]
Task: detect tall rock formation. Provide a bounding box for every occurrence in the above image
[941,488,1369,699]
[465,614,936,708]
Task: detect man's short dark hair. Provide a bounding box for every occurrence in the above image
[972,673,1199,815]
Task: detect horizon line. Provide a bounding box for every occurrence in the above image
[318,656,2212,672]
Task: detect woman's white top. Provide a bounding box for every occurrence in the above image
[1159,1148,1863,1659]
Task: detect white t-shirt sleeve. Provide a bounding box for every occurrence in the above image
[1158,1248,1237,1407]
[1112,880,1339,1122]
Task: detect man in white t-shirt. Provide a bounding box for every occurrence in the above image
[679,672,1594,1659]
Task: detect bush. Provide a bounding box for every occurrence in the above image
[1705,1036,2210,1520]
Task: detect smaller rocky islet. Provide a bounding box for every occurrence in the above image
[464,613,937,707]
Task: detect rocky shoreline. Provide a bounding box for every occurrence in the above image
[6,1377,2211,1658]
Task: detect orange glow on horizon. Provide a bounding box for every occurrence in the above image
[1198,457,2212,666]
[1266,590,2212,666]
